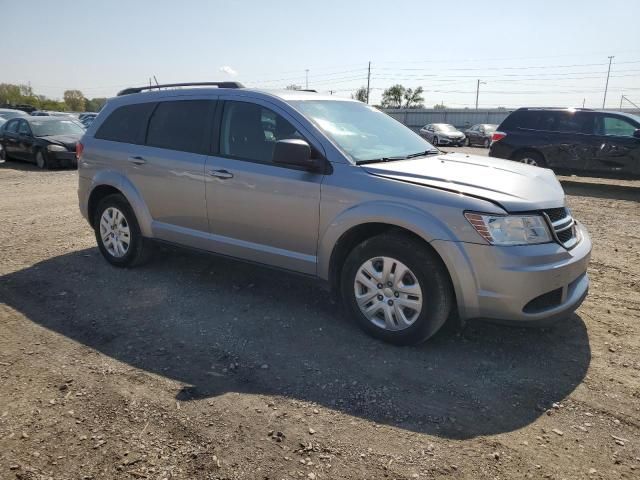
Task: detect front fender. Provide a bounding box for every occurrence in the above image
[317,201,456,281]
[88,170,154,237]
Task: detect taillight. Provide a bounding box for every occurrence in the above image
[76,142,84,160]
[491,131,506,143]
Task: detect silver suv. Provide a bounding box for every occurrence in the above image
[78,82,591,345]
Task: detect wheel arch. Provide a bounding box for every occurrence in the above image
[86,173,153,236]
[510,147,546,164]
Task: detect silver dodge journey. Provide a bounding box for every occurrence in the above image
[78,82,591,345]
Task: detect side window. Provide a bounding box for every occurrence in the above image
[599,116,637,137]
[220,101,303,163]
[18,121,31,135]
[146,100,213,154]
[95,103,156,144]
[502,110,540,130]
[6,119,19,133]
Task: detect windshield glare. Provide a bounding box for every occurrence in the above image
[435,124,458,132]
[289,100,437,162]
[31,120,84,137]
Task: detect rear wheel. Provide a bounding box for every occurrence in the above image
[94,194,153,268]
[514,150,546,167]
[341,232,453,345]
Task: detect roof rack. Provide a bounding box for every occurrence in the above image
[117,82,245,96]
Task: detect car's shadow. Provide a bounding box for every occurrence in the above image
[0,246,591,439]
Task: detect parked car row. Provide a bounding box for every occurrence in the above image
[489,107,640,176]
[418,123,498,148]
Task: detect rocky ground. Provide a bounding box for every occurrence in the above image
[0,155,639,480]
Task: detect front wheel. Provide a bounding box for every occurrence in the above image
[483,138,490,148]
[432,136,439,146]
[464,137,471,147]
[35,150,48,169]
[341,232,453,345]
[94,193,153,267]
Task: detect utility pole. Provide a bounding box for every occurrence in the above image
[582,98,585,108]
[328,90,335,95]
[366,61,371,104]
[305,69,309,89]
[620,94,624,110]
[475,79,486,110]
[603,56,614,108]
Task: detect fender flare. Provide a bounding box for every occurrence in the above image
[88,170,154,237]
[317,201,456,281]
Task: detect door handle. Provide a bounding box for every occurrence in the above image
[128,156,146,165]
[208,169,234,179]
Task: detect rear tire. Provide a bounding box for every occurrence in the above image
[94,193,153,268]
[340,232,453,345]
[514,150,546,167]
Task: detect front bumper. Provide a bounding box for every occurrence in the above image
[49,150,77,166]
[437,137,465,146]
[432,222,591,323]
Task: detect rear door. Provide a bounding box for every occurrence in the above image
[132,99,216,239]
[536,111,592,171]
[588,114,640,175]
[204,98,324,274]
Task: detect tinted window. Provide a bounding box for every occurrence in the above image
[18,121,31,135]
[598,115,637,137]
[31,119,84,137]
[146,100,213,154]
[501,110,540,130]
[95,103,155,144]
[220,101,304,163]
[5,119,19,133]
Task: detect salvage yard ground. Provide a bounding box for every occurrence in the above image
[0,150,639,479]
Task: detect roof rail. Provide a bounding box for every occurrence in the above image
[117,82,245,96]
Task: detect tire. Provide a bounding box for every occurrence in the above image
[464,137,471,147]
[341,232,453,345]
[513,150,546,168]
[35,150,48,169]
[94,193,153,268]
[483,138,490,148]
[433,136,439,146]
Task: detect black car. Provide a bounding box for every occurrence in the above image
[489,107,640,176]
[0,116,83,169]
[464,123,497,148]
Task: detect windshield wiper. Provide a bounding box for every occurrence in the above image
[357,150,438,165]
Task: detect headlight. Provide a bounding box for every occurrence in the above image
[465,212,552,245]
[47,144,67,152]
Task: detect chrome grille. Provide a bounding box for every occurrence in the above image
[542,207,578,249]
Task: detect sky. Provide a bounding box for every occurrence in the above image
[2,0,640,109]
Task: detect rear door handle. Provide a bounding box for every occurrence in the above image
[128,156,146,165]
[208,169,233,179]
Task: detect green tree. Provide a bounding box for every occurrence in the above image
[63,90,86,112]
[85,97,107,112]
[351,86,368,103]
[0,83,23,105]
[381,84,405,108]
[433,103,447,110]
[403,87,424,108]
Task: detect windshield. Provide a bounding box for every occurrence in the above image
[289,100,437,162]
[435,124,458,132]
[0,111,26,120]
[483,124,497,132]
[31,119,84,137]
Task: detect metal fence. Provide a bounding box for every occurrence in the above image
[382,108,640,132]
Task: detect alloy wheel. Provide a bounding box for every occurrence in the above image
[353,256,423,331]
[520,157,539,166]
[99,207,131,258]
[36,151,46,169]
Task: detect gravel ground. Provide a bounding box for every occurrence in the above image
[0,155,639,480]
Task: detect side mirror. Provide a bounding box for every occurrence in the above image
[633,129,640,139]
[272,139,318,171]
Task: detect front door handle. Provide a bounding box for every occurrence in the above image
[128,156,146,165]
[208,169,234,179]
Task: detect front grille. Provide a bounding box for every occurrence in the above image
[542,207,578,249]
[523,287,563,313]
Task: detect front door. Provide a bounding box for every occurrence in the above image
[587,114,640,175]
[16,120,35,161]
[204,99,324,275]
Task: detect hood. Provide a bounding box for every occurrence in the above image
[362,152,565,212]
[439,131,464,137]
[40,134,81,151]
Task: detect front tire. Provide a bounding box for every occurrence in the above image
[94,194,153,268]
[341,232,453,345]
[35,150,48,169]
[483,138,490,148]
[464,137,471,147]
[432,136,439,146]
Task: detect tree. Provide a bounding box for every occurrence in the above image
[285,84,302,90]
[0,83,23,105]
[433,103,447,110]
[403,87,424,108]
[63,90,86,112]
[381,84,405,108]
[85,97,107,112]
[352,86,368,103]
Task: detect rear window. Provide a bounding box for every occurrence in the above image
[146,100,213,154]
[95,103,155,144]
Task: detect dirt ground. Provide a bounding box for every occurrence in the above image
[0,153,639,480]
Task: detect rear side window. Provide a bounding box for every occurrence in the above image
[146,100,213,154]
[500,110,540,130]
[95,103,155,144]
